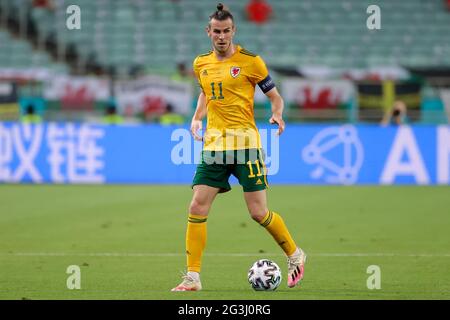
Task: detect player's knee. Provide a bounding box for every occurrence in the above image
[246,198,267,221]
[189,199,209,216]
[248,207,267,223]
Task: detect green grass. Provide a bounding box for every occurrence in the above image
[0,185,449,300]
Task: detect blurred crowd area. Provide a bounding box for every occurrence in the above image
[0,0,450,125]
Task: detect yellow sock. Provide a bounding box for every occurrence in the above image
[259,211,297,256]
[186,213,207,273]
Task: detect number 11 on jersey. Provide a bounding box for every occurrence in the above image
[210,82,224,100]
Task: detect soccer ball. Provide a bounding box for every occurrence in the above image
[247,259,282,291]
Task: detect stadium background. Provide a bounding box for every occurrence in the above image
[0,0,450,300]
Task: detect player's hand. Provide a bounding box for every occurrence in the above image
[191,119,203,141]
[269,114,285,136]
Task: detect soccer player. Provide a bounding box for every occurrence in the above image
[171,3,306,292]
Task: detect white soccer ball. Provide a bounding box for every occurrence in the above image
[248,259,282,291]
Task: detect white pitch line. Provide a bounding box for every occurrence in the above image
[313,253,450,257]
[3,252,450,257]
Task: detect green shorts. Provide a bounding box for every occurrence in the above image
[192,148,269,193]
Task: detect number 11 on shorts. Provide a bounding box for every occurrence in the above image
[247,160,263,178]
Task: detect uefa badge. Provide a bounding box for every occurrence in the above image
[230,66,241,78]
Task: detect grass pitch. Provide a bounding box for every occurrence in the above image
[0,185,449,300]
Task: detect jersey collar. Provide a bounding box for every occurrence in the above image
[213,44,241,62]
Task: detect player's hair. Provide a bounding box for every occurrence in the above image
[209,3,234,23]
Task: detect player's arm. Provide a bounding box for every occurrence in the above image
[266,87,285,136]
[191,91,207,141]
[253,55,285,135]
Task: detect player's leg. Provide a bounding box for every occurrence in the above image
[243,190,306,288]
[172,152,231,292]
[234,149,306,288]
[243,190,297,256]
[172,185,219,292]
[186,185,219,273]
[235,149,298,255]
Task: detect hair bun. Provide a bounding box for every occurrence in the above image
[217,3,224,11]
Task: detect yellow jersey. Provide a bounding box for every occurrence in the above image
[193,45,275,151]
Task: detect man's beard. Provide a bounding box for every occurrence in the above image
[214,42,230,54]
